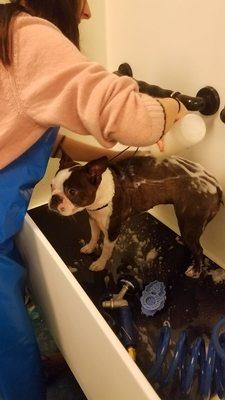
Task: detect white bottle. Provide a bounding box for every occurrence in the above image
[147,113,206,158]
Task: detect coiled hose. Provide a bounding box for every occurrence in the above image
[148,317,225,400]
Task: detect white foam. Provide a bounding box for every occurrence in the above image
[146,248,158,262]
[169,156,218,195]
[207,268,225,284]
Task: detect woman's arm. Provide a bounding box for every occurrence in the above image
[16,16,187,151]
[157,98,187,133]
[52,134,135,161]
[52,94,188,162]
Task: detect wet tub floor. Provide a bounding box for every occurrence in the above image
[28,205,225,400]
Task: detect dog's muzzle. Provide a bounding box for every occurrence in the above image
[49,194,63,211]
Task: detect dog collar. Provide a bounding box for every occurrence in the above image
[87,203,109,212]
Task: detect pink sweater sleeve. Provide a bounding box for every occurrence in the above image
[13,15,164,148]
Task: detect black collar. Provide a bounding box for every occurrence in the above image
[87,203,109,212]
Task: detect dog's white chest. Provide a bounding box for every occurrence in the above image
[88,205,112,233]
[87,169,115,233]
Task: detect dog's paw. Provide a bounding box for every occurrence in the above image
[185,265,201,279]
[89,259,106,272]
[80,243,96,254]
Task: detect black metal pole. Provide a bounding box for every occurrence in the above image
[115,63,220,116]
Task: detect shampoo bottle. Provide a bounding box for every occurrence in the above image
[148,114,206,158]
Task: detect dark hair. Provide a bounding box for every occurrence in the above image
[0,0,80,65]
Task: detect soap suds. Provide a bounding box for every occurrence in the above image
[207,268,225,284]
[68,265,78,273]
[169,156,218,195]
[109,222,164,274]
[146,248,158,262]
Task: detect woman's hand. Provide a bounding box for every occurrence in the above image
[156,97,188,133]
[154,99,188,152]
[175,100,188,122]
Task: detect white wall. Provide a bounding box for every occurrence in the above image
[106,0,225,269]
[80,0,107,66]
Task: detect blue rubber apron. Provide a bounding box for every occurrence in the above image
[0,127,58,400]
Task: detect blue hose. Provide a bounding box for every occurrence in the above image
[148,317,225,399]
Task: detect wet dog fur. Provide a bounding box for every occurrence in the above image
[49,152,223,278]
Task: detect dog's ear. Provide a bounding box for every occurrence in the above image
[59,149,75,170]
[85,156,108,184]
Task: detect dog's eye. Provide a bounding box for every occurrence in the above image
[68,188,77,196]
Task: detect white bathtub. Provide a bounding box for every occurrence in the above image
[17,205,160,400]
[17,158,219,400]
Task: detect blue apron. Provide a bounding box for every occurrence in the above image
[0,127,58,400]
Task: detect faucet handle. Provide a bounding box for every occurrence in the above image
[114,62,133,77]
[220,107,225,123]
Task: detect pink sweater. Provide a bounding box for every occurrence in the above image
[0,13,165,169]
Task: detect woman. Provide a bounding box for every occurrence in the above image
[0,1,187,399]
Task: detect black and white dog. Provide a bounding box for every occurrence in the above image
[49,152,222,278]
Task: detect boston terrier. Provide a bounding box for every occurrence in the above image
[49,152,222,278]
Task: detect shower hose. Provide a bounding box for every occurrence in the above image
[148,316,225,400]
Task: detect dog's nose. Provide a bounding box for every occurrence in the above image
[50,194,63,209]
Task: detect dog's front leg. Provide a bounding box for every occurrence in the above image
[89,234,117,272]
[80,217,100,254]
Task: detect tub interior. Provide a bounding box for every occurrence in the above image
[27,205,225,400]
